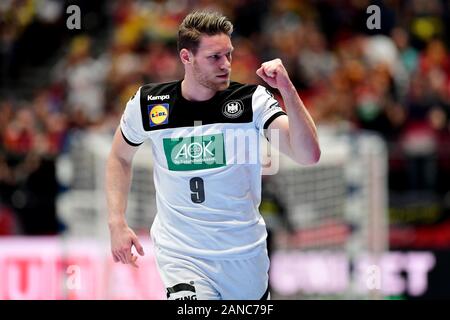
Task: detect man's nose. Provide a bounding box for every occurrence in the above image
[220,56,231,70]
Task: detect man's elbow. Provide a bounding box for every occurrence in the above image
[293,146,321,166]
[107,150,134,172]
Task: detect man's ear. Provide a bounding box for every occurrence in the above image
[180,49,192,65]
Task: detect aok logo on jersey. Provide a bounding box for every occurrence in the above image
[148,104,169,127]
[163,134,226,171]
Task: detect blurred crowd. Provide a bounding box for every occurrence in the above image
[0,0,450,235]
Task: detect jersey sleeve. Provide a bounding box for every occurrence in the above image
[120,87,147,146]
[252,85,287,138]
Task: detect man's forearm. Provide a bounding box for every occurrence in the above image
[106,155,133,228]
[278,83,320,165]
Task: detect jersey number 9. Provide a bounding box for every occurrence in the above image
[190,177,205,203]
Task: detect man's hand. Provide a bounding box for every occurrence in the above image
[109,222,145,268]
[256,58,293,91]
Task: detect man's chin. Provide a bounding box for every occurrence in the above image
[200,79,230,92]
[216,80,230,91]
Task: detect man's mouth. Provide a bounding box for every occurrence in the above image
[217,73,229,79]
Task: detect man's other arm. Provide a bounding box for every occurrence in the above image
[106,127,145,268]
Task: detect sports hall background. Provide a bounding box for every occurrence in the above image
[0,0,450,299]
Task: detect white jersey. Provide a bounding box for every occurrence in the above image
[120,80,286,259]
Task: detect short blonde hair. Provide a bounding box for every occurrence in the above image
[177,11,233,54]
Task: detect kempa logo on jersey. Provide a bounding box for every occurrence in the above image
[163,134,226,171]
[222,100,244,118]
[148,94,170,101]
[148,104,169,127]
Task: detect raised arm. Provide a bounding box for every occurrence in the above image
[106,127,145,267]
[256,59,321,165]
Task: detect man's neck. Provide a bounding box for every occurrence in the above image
[181,78,216,102]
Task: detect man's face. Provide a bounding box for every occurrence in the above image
[191,33,233,92]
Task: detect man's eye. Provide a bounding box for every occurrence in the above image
[209,55,220,60]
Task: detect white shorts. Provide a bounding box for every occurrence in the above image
[153,245,270,300]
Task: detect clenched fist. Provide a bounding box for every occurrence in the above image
[256,58,293,91]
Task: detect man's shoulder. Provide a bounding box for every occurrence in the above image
[139,80,180,101]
